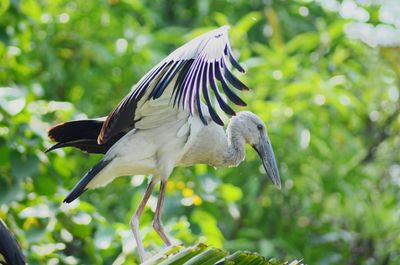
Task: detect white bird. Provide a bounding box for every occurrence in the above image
[47,25,281,262]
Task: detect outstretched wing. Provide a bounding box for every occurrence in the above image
[98,25,248,144]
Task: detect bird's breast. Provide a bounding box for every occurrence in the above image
[177,119,229,167]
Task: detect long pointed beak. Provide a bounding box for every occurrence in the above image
[252,137,281,189]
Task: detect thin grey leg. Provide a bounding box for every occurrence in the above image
[152,179,172,246]
[130,179,156,262]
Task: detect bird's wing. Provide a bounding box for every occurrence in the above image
[0,220,25,265]
[98,25,248,144]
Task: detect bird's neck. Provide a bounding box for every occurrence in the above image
[222,124,246,166]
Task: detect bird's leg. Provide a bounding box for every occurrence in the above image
[152,179,172,246]
[130,179,156,262]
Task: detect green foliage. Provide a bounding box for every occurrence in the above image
[1,0,400,264]
[142,244,299,265]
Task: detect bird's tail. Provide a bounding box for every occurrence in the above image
[63,159,112,203]
[46,119,124,154]
[47,119,105,153]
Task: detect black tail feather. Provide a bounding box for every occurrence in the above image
[46,139,114,154]
[47,119,125,154]
[63,159,112,203]
[48,119,104,142]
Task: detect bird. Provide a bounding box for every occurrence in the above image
[0,219,25,265]
[46,25,281,262]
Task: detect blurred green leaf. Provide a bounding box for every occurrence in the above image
[218,184,243,203]
[0,0,10,16]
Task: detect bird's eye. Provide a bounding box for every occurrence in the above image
[257,124,263,130]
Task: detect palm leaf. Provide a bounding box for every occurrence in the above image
[142,244,303,265]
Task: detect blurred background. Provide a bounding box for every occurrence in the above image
[1,0,399,264]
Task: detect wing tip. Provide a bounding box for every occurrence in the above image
[212,115,225,126]
[63,159,112,203]
[63,188,88,203]
[237,101,247,107]
[45,144,59,153]
[63,191,82,203]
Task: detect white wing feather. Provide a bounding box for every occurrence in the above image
[98,25,248,144]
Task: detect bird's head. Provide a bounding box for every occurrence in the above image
[231,111,281,189]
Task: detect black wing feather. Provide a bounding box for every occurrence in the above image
[209,62,236,116]
[225,45,245,73]
[202,63,224,125]
[195,59,207,124]
[0,220,25,265]
[172,59,194,107]
[188,58,204,114]
[221,57,249,91]
[215,60,247,106]
[151,60,185,99]
[63,159,112,203]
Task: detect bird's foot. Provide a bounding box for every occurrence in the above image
[152,220,172,246]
